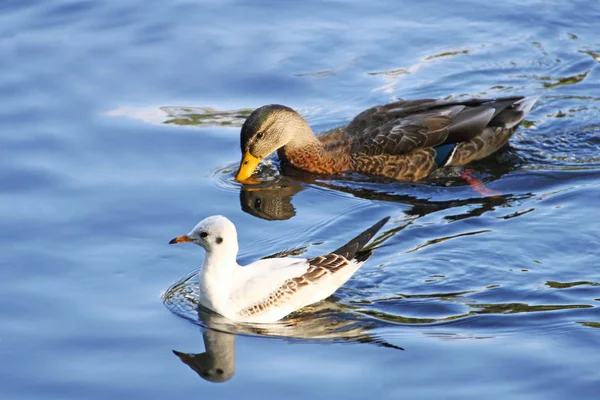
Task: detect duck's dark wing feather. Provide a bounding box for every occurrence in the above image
[346,97,527,157]
[348,110,454,156]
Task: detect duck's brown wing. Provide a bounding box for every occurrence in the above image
[347,102,456,156]
[345,97,525,157]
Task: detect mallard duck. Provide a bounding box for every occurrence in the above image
[235,96,537,183]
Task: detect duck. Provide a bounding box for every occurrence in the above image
[235,96,538,183]
[169,215,388,323]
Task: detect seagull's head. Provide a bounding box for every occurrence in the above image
[169,215,238,253]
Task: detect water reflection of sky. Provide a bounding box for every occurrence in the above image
[1,0,599,399]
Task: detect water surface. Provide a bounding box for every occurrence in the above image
[1,1,599,399]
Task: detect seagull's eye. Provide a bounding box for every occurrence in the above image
[256,131,264,139]
[200,231,208,239]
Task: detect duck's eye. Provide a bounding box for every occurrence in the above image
[256,131,264,139]
[200,231,208,239]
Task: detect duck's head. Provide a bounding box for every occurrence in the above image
[236,105,311,183]
[169,215,238,254]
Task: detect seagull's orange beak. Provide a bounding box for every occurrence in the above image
[169,235,192,244]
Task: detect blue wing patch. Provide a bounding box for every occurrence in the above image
[434,143,457,166]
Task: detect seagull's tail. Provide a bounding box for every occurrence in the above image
[332,216,390,262]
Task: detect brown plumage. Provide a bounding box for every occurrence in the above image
[238,255,351,318]
[235,97,537,182]
[239,217,389,318]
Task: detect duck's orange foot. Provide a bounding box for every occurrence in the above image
[460,170,501,197]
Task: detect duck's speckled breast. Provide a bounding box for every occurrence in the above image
[277,129,353,175]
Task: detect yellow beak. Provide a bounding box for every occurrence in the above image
[235,151,261,183]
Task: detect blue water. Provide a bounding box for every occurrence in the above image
[1,0,599,399]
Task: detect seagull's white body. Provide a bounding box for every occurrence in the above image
[198,253,361,323]
[170,215,387,324]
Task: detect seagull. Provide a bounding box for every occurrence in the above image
[169,215,389,323]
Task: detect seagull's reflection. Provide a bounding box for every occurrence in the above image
[173,329,236,383]
[172,298,403,383]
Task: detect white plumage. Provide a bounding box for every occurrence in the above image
[169,215,388,323]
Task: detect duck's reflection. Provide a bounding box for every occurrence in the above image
[239,161,524,222]
[172,299,404,383]
[239,178,303,221]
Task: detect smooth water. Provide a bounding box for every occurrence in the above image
[1,1,599,399]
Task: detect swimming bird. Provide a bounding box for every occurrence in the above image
[235,96,537,183]
[169,215,389,323]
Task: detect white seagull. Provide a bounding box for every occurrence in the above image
[169,215,389,323]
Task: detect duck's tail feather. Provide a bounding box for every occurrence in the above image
[332,216,390,261]
[442,96,535,144]
[446,107,496,143]
[443,96,538,167]
[489,96,538,129]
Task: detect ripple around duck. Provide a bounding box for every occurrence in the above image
[212,160,282,193]
[214,154,600,227]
